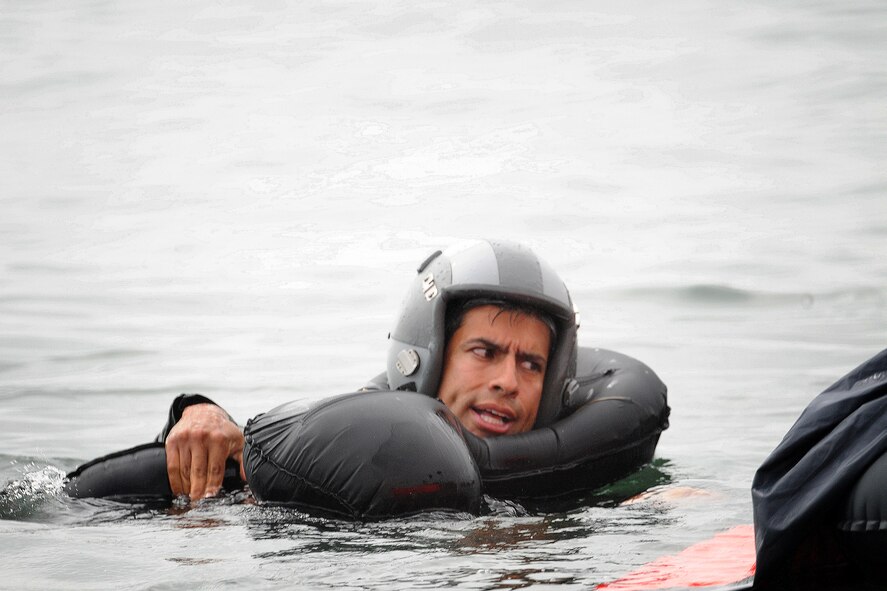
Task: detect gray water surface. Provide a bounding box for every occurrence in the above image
[1,1,886,589]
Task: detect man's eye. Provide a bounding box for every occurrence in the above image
[471,347,493,359]
[521,360,544,373]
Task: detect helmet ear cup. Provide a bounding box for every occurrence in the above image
[386,240,578,426]
[394,349,420,377]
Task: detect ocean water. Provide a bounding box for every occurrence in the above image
[1,0,885,589]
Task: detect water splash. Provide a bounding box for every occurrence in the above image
[0,463,66,521]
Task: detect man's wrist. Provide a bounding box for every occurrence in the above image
[171,393,219,423]
[158,394,237,442]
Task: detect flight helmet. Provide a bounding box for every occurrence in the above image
[386,239,579,428]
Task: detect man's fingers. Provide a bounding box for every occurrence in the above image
[234,449,246,482]
[236,451,246,482]
[188,449,209,501]
[166,445,184,496]
[203,443,227,498]
[180,449,193,500]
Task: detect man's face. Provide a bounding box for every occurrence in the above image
[437,305,550,438]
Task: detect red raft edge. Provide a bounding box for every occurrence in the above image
[596,524,756,591]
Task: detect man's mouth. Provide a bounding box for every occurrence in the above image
[471,406,514,435]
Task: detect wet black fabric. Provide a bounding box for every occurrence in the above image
[65,442,244,501]
[243,391,483,518]
[751,348,887,588]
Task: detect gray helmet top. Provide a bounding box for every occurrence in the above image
[386,239,579,428]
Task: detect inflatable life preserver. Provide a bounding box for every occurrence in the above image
[243,392,483,518]
[468,347,669,499]
[65,347,669,519]
[64,442,243,502]
[243,347,668,517]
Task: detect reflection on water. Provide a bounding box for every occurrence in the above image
[0,457,682,589]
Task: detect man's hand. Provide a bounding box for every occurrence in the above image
[165,403,245,500]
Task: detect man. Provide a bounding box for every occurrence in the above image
[164,239,579,500]
[436,302,553,438]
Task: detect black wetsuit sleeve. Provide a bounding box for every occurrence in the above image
[154,393,237,442]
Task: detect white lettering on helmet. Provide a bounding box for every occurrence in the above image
[422,273,438,301]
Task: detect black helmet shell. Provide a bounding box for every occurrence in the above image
[386,240,578,427]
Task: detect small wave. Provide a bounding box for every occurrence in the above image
[611,284,769,305]
[0,361,23,374]
[0,385,197,402]
[681,284,755,303]
[47,348,154,363]
[609,284,885,307]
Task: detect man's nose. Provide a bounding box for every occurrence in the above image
[490,354,519,395]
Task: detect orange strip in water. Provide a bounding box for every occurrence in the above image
[597,524,756,590]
